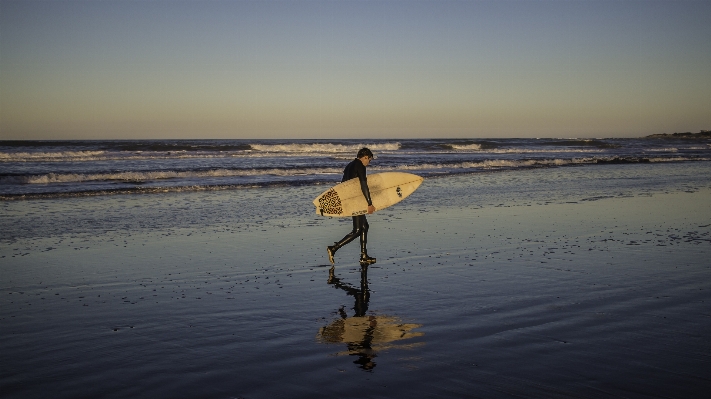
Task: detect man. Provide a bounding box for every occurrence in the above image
[327,147,377,266]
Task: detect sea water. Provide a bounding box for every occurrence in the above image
[2,137,709,199]
[2,137,710,244]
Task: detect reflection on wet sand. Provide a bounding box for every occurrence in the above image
[317,265,424,371]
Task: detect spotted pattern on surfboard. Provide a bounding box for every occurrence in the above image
[318,189,343,215]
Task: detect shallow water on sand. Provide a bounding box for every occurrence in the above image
[1,162,711,398]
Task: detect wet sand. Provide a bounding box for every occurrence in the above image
[1,179,710,398]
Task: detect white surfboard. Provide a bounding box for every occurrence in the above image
[313,172,423,217]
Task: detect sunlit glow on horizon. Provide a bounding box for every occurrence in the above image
[1,0,710,140]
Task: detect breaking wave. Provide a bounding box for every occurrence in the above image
[450,143,483,151]
[0,142,403,162]
[2,155,704,187]
[0,151,108,162]
[0,167,343,185]
[2,137,709,200]
[249,142,401,153]
[539,139,621,149]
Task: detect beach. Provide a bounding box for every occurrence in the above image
[4,0,711,395]
[2,161,710,398]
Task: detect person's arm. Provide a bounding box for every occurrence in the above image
[355,163,375,213]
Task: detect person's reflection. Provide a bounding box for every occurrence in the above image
[318,265,423,371]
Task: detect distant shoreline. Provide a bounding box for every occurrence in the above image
[646,130,711,139]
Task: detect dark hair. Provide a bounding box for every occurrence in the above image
[357,147,373,159]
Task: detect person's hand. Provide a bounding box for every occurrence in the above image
[367,205,375,214]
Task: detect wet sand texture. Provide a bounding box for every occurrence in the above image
[1,176,710,398]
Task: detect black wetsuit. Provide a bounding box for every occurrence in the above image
[332,158,372,253]
[342,158,373,204]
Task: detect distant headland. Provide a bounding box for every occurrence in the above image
[645,130,711,139]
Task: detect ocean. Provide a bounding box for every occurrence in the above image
[2,137,709,199]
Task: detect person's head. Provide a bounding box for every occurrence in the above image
[357,147,374,166]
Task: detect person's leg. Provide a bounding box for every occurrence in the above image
[327,216,361,264]
[358,216,376,265]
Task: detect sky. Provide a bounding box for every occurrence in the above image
[1,0,710,140]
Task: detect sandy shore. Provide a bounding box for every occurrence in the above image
[1,179,710,398]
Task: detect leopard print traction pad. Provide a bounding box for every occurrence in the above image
[317,188,343,215]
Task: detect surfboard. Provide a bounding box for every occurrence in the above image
[313,172,423,217]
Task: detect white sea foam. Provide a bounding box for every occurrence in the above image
[488,148,605,154]
[646,157,705,163]
[250,142,401,153]
[450,144,483,151]
[646,145,711,152]
[0,143,403,162]
[3,159,590,185]
[0,151,107,162]
[2,168,344,185]
[4,155,703,186]
[423,147,606,155]
[0,150,280,162]
[372,158,594,172]
[0,144,625,163]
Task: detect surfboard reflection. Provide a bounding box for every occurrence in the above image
[317,265,424,371]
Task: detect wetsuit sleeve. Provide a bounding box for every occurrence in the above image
[355,163,373,206]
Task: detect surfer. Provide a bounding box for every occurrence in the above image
[327,148,377,266]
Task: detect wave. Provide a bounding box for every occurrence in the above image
[0,159,577,186]
[0,167,344,185]
[0,140,253,152]
[645,156,709,163]
[394,140,611,154]
[0,151,108,162]
[484,148,606,154]
[0,142,403,162]
[645,148,679,152]
[8,139,706,164]
[0,159,592,185]
[395,145,607,154]
[0,150,321,162]
[450,143,483,151]
[399,140,500,152]
[386,156,705,171]
[4,156,704,186]
[250,142,401,153]
[373,158,594,172]
[1,156,707,200]
[592,156,710,164]
[109,142,252,152]
[645,146,711,152]
[0,182,318,201]
[0,151,256,162]
[539,139,621,149]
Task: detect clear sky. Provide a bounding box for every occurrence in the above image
[1,0,710,140]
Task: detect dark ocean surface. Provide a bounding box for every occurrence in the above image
[2,137,709,199]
